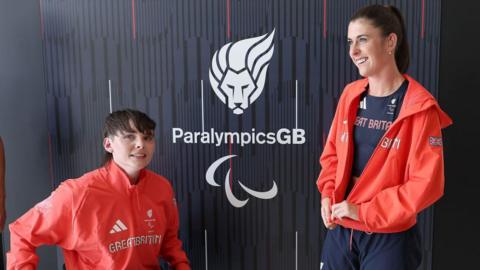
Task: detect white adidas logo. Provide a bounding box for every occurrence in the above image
[109,219,128,234]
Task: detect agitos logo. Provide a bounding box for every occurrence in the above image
[205,155,278,208]
[209,29,275,115]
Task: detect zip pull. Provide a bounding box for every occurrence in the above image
[349,228,354,251]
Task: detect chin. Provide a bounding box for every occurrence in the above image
[357,68,372,78]
[129,160,148,169]
[137,160,150,167]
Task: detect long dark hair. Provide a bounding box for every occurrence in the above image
[350,4,410,73]
[103,109,156,164]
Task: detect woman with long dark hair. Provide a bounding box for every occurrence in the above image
[317,5,452,269]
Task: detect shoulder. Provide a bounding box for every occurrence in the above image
[32,176,87,215]
[50,168,106,210]
[143,170,175,194]
[404,76,436,103]
[403,75,453,128]
[60,167,105,191]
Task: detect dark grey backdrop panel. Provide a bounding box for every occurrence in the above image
[0,1,59,269]
[41,0,441,269]
[435,1,479,269]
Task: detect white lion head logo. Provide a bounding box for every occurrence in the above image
[209,29,275,115]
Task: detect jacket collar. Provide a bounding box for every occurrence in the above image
[100,161,147,193]
[345,74,452,128]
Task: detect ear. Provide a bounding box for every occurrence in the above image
[103,137,113,153]
[386,33,398,53]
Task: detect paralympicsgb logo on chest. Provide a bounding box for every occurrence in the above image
[209,29,275,114]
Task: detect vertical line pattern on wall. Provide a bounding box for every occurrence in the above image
[39,0,45,39]
[108,79,112,113]
[323,0,327,38]
[227,0,231,39]
[47,133,55,190]
[201,80,205,132]
[295,79,298,129]
[205,229,209,270]
[422,0,425,39]
[132,0,136,40]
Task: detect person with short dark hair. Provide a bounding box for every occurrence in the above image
[7,109,191,270]
[316,5,452,269]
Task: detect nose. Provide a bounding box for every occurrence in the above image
[232,88,243,107]
[135,137,145,149]
[349,42,360,58]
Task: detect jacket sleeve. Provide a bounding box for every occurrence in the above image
[159,186,190,270]
[358,107,446,231]
[7,182,76,269]
[316,96,342,200]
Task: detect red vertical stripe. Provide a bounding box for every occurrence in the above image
[227,0,231,39]
[322,131,326,147]
[39,0,44,40]
[323,0,327,38]
[132,0,137,40]
[421,0,425,39]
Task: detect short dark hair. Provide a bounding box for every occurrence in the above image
[350,4,410,73]
[103,109,156,164]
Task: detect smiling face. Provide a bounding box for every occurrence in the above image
[103,120,155,180]
[347,19,397,78]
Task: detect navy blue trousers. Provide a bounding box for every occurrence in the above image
[320,225,422,270]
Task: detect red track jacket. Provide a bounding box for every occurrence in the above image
[7,161,190,270]
[317,75,452,233]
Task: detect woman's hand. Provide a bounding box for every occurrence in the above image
[331,200,359,221]
[321,197,337,230]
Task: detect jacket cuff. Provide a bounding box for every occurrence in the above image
[174,262,191,270]
[319,182,334,200]
[358,202,372,232]
[321,193,332,200]
[321,189,333,200]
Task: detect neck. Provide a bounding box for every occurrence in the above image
[128,173,140,185]
[111,160,141,185]
[367,68,405,97]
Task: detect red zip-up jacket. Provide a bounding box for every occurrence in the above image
[7,161,190,270]
[317,75,452,233]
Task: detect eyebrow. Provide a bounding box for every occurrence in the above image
[118,128,154,136]
[347,34,369,40]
